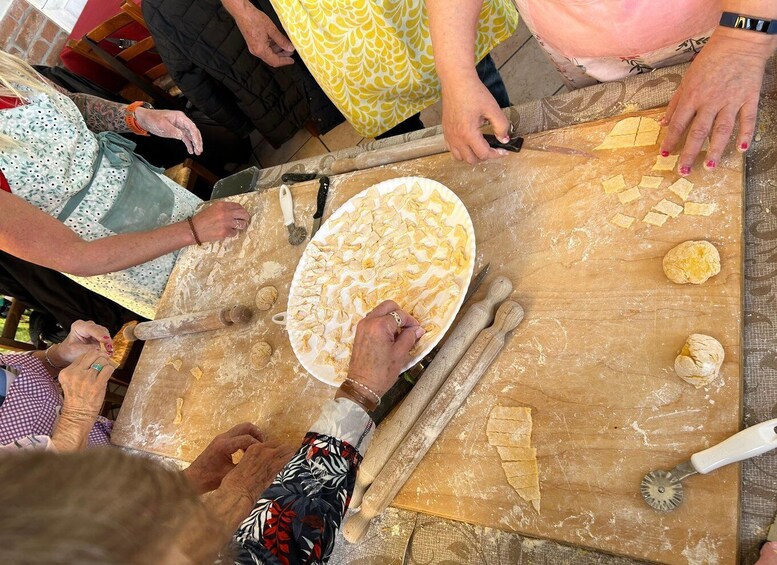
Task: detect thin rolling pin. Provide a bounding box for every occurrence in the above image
[349,276,513,508]
[343,300,525,542]
[123,305,253,341]
[329,134,447,175]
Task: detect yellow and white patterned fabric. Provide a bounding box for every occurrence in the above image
[270,1,518,137]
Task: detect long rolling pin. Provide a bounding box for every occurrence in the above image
[343,300,525,542]
[349,276,513,508]
[329,134,447,175]
[123,305,253,341]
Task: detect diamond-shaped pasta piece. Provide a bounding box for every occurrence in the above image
[602,174,627,194]
[684,202,716,216]
[653,199,683,218]
[643,211,669,226]
[668,178,694,201]
[617,187,641,204]
[610,213,635,229]
[639,176,663,189]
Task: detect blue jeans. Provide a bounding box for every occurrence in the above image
[376,53,509,139]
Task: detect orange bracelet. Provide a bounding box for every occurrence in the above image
[125,101,151,136]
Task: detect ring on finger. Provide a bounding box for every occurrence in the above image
[234,219,246,230]
[388,310,402,329]
[89,363,104,372]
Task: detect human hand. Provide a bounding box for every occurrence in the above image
[757,541,777,565]
[660,30,773,176]
[134,107,203,155]
[190,202,251,242]
[231,2,295,67]
[183,422,266,495]
[59,350,115,417]
[345,300,425,398]
[50,320,113,367]
[441,74,511,164]
[219,440,296,502]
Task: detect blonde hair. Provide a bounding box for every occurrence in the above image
[0,449,230,564]
[0,50,56,149]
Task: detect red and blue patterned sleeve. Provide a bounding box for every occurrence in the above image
[231,398,374,565]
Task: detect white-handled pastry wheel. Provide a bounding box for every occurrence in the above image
[641,418,777,512]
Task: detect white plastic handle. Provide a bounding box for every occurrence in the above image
[271,312,287,327]
[691,418,777,474]
[279,184,294,226]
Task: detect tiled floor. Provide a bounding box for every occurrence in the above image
[251,20,565,168]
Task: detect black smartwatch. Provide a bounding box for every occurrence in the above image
[719,11,777,34]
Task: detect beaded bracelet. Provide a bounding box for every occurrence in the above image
[186,216,202,246]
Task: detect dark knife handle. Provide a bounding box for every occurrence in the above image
[313,176,330,219]
[282,172,319,183]
[483,134,524,152]
[370,371,417,425]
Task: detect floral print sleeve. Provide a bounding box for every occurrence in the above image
[231,398,374,565]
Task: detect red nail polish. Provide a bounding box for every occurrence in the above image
[740,142,749,150]
[705,160,716,169]
[103,335,110,340]
[679,166,691,175]
[660,150,669,157]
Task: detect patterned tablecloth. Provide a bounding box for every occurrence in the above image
[248,60,777,565]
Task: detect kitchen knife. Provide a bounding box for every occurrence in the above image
[484,133,595,158]
[310,176,330,238]
[370,263,490,424]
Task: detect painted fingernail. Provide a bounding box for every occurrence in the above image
[103,335,110,340]
[414,327,426,339]
[679,166,691,176]
[660,150,669,157]
[740,142,749,151]
[659,117,668,126]
[705,160,716,170]
[500,136,510,144]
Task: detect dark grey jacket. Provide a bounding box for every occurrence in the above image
[142,0,342,146]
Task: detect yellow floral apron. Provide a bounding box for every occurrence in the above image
[270,1,518,137]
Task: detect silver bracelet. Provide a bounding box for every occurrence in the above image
[44,344,66,369]
[344,377,381,406]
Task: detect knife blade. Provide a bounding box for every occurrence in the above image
[768,511,777,541]
[310,176,330,238]
[370,263,490,424]
[484,133,595,159]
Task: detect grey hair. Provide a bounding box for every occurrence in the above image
[0,449,228,564]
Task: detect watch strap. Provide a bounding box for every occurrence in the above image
[720,11,777,35]
[125,101,153,136]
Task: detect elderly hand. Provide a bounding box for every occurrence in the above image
[134,107,203,155]
[220,440,295,501]
[49,320,113,368]
[344,300,425,398]
[757,542,777,565]
[183,423,266,495]
[59,350,115,416]
[660,30,774,176]
[190,202,251,243]
[442,74,511,165]
[229,1,295,67]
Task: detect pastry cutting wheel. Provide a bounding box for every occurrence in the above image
[641,418,777,512]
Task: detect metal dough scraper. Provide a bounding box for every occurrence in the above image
[641,418,777,512]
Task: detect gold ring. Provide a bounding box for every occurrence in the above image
[388,311,402,329]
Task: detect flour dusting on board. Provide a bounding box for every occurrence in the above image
[681,536,721,565]
[258,261,286,284]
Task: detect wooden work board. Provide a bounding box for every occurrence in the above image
[113,108,743,564]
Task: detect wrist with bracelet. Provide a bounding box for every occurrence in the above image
[186,216,202,246]
[125,101,153,136]
[44,344,66,370]
[338,377,382,413]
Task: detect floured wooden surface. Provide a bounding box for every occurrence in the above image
[112,108,743,564]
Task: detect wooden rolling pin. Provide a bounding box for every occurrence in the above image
[330,134,447,175]
[343,300,524,542]
[349,276,513,508]
[123,305,253,341]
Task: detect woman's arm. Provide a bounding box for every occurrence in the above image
[228,301,423,564]
[0,191,249,276]
[427,0,511,164]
